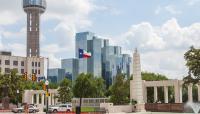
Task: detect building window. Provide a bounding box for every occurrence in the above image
[21,69,24,74]
[35,62,37,67]
[5,68,10,73]
[38,62,40,67]
[0,60,1,65]
[32,62,34,67]
[35,69,37,74]
[21,61,24,66]
[13,61,18,66]
[38,70,40,74]
[5,60,10,65]
[32,69,34,74]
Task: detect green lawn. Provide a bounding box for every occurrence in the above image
[73,107,96,112]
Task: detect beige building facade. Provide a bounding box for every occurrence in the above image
[0,51,47,78]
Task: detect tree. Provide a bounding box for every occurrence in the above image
[110,74,130,105]
[0,69,24,104]
[184,46,200,84]
[93,77,106,97]
[142,72,168,81]
[57,78,72,103]
[73,73,95,107]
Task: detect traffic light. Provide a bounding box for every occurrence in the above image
[43,84,46,91]
[32,73,37,82]
[23,72,28,81]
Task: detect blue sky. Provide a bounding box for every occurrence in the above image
[0,0,200,79]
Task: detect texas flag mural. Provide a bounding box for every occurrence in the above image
[79,48,92,58]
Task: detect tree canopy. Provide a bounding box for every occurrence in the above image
[58,78,72,103]
[184,46,200,84]
[73,73,95,98]
[110,74,130,105]
[142,72,168,81]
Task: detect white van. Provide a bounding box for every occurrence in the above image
[48,103,72,113]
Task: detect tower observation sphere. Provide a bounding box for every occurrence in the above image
[23,0,46,57]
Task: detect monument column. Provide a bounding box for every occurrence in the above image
[130,49,146,112]
[41,94,44,105]
[179,86,183,103]
[164,86,168,103]
[174,81,181,103]
[36,94,39,104]
[154,86,158,103]
[188,83,193,102]
[52,94,54,105]
[31,94,34,104]
[143,84,147,103]
[197,84,200,102]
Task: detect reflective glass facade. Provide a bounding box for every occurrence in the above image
[87,37,102,77]
[48,68,65,83]
[61,58,79,82]
[75,32,132,87]
[102,45,132,87]
[75,32,94,74]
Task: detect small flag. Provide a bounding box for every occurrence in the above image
[79,48,92,58]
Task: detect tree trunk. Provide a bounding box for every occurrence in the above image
[80,97,82,112]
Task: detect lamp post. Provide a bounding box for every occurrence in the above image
[17,90,19,108]
[45,80,49,114]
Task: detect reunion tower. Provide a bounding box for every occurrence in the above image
[23,0,46,57]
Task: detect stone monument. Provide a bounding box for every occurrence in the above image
[130,49,146,112]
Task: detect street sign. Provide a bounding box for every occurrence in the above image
[45,80,49,85]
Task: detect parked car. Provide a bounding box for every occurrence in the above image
[12,105,39,113]
[48,104,72,113]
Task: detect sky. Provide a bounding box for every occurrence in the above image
[0,0,200,79]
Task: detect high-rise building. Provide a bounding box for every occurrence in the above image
[75,31,132,87]
[23,0,46,57]
[48,68,65,83]
[87,37,102,77]
[61,58,79,82]
[75,32,94,74]
[75,32,102,77]
[102,45,132,87]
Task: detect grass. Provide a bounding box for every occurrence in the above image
[72,107,96,112]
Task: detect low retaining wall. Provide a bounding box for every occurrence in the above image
[145,103,184,112]
[100,103,133,113]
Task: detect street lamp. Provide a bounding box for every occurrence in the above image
[45,80,49,114]
[17,90,19,108]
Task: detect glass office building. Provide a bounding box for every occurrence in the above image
[102,45,132,87]
[48,68,65,83]
[87,37,102,77]
[75,32,94,74]
[61,58,79,82]
[75,32,102,77]
[75,31,132,87]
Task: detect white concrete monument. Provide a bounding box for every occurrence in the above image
[130,49,146,112]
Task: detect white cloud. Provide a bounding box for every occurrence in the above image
[185,0,200,5]
[155,6,161,15]
[118,18,200,79]
[0,0,24,25]
[155,5,181,15]
[0,0,97,68]
[165,5,182,15]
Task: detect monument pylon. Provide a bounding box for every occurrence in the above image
[130,48,146,112]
